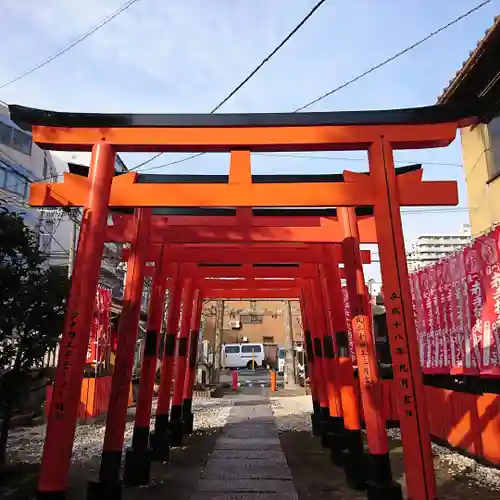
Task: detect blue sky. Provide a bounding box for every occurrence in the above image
[0,0,498,281]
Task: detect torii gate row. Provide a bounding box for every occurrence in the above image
[30,163,454,209]
[108,210,378,243]
[172,277,303,299]
[15,101,473,500]
[32,167,447,244]
[202,288,300,299]
[142,263,350,280]
[122,243,372,264]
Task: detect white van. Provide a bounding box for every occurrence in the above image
[222,343,265,369]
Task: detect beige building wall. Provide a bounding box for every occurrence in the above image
[461,118,500,235]
[202,300,303,348]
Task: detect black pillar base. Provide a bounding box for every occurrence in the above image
[88,450,122,500]
[311,399,320,436]
[324,416,347,467]
[181,398,194,435]
[122,447,153,487]
[311,412,320,436]
[150,413,171,462]
[182,412,194,435]
[365,453,402,500]
[366,481,403,500]
[149,430,170,462]
[168,420,184,447]
[169,404,184,447]
[343,430,367,490]
[36,491,67,500]
[317,406,330,442]
[87,480,122,500]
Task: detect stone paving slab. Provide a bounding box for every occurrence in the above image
[190,394,298,500]
[191,493,298,500]
[204,457,290,470]
[204,463,292,479]
[197,479,297,494]
[222,427,278,439]
[209,449,288,463]
[215,437,281,450]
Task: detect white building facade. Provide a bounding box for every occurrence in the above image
[407,224,472,272]
[0,110,61,255]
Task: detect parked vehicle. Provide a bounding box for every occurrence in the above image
[222,343,265,369]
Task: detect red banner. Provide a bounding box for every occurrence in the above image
[410,225,500,376]
[419,266,435,372]
[410,271,426,365]
[446,254,462,371]
[464,244,482,373]
[478,227,500,374]
[87,287,112,364]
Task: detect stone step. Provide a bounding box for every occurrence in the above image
[190,493,298,500]
[215,437,281,450]
[197,478,296,494]
[203,463,292,480]
[209,450,288,463]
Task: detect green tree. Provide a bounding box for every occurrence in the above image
[0,208,69,469]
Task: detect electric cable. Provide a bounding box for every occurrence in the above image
[295,0,493,111]
[135,0,492,172]
[0,0,143,90]
[131,0,330,170]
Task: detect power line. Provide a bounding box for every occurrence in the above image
[295,0,492,111]
[0,0,142,90]
[253,153,463,167]
[136,0,491,172]
[134,152,464,174]
[131,0,330,171]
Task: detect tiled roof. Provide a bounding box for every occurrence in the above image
[438,15,500,103]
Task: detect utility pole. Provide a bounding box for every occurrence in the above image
[67,214,77,278]
[283,300,297,389]
[213,299,225,384]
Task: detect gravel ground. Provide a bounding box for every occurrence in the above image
[270,394,500,498]
[270,394,313,433]
[5,397,234,466]
[1,397,234,499]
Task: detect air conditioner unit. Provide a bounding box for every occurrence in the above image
[230,320,241,329]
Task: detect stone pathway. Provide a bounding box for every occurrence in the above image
[190,392,298,500]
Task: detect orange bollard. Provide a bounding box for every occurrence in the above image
[232,369,238,391]
[270,370,277,392]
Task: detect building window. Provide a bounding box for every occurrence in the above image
[0,121,32,155]
[263,336,274,344]
[11,129,32,155]
[0,123,11,145]
[240,314,263,324]
[6,170,18,192]
[0,165,29,199]
[488,117,500,181]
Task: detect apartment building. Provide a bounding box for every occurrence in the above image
[0,109,59,253]
[407,224,472,272]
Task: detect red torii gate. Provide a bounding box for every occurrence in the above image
[11,102,469,500]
